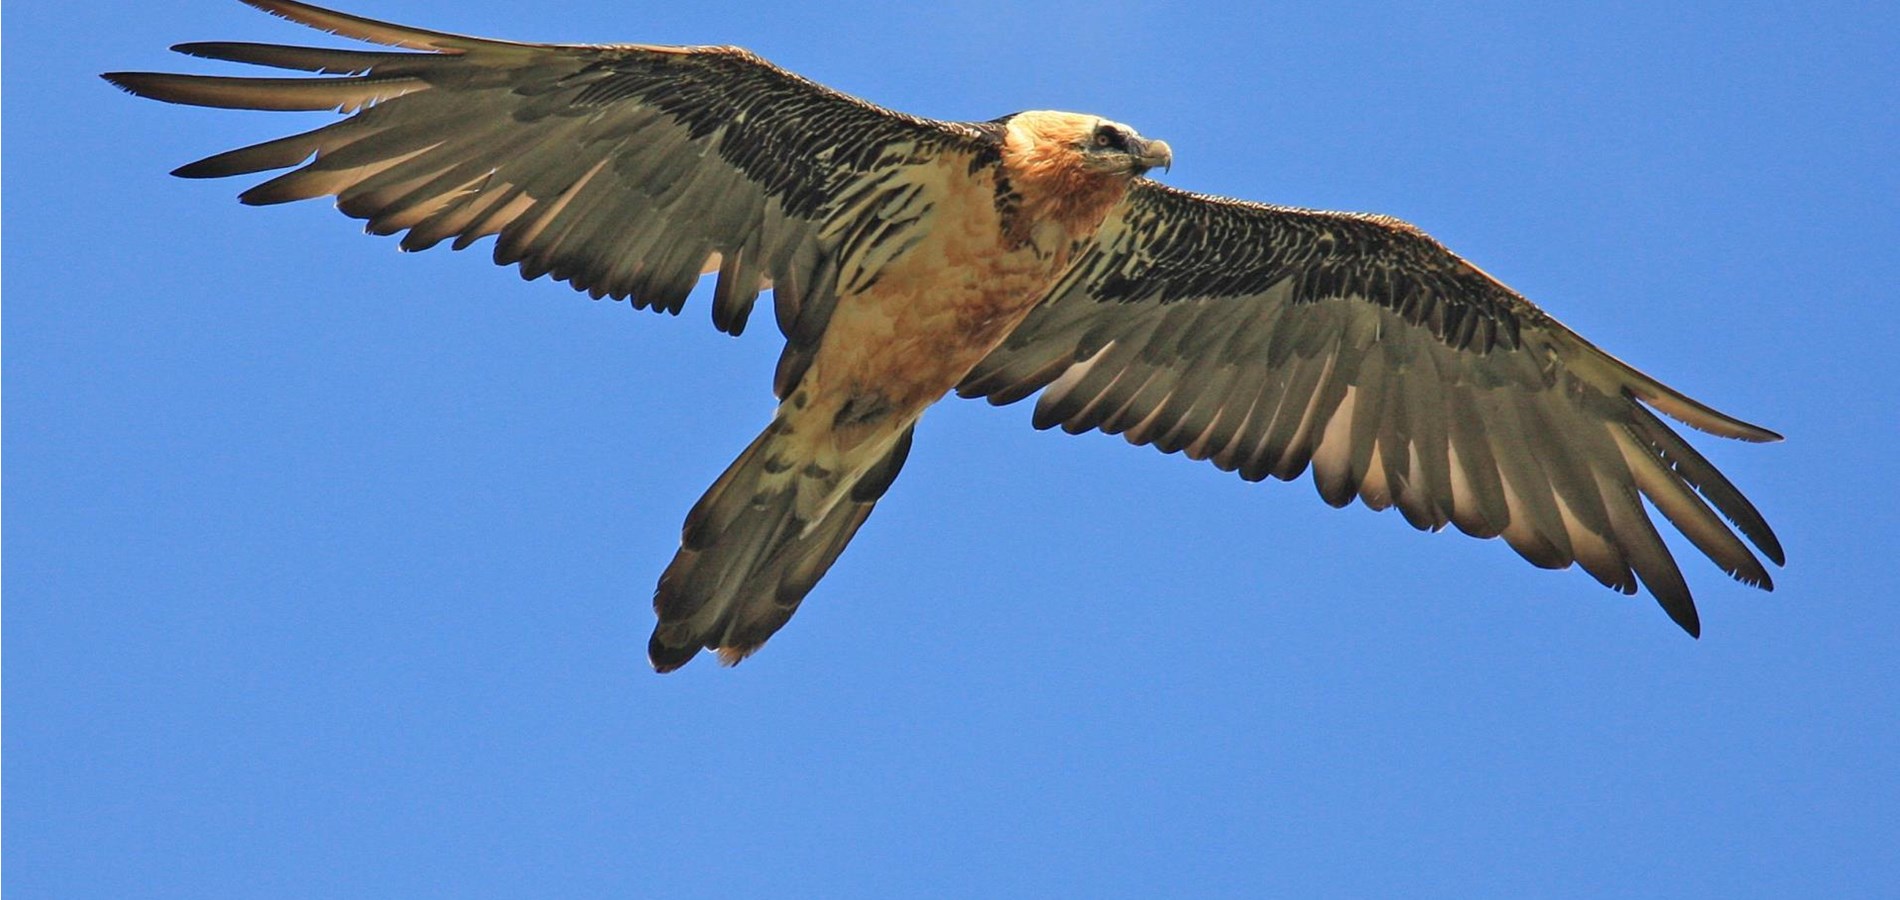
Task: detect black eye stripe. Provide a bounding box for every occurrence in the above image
[1093,125,1126,149]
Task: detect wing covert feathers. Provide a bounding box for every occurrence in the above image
[964,181,1782,634]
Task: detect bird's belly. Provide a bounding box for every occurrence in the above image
[803,241,1065,429]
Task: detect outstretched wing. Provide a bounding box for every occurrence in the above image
[961,180,1784,634]
[104,0,999,393]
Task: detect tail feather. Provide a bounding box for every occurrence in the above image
[649,421,914,672]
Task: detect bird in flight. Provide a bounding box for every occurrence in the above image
[107,0,1783,671]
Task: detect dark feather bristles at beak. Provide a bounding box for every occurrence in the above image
[1134,138,1173,175]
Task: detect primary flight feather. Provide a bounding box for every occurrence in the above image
[106,0,1783,671]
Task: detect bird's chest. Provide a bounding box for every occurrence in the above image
[812,177,1086,413]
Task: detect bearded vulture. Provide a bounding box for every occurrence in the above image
[105,0,1784,670]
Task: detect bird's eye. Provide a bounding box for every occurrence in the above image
[1093,126,1123,149]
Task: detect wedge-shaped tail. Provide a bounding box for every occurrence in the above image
[649,420,915,671]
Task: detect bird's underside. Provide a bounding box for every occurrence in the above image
[107,0,1783,671]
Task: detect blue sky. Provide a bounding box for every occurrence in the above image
[8,1,1897,896]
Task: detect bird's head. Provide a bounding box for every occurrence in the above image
[997,111,1172,236]
[1080,117,1173,176]
[1002,110,1173,178]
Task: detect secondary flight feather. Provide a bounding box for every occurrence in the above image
[106,0,1784,670]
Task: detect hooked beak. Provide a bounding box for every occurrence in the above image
[1131,137,1173,175]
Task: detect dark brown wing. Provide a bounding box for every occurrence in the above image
[103,0,1000,394]
[961,180,1783,634]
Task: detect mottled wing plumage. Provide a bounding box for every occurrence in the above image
[104,0,995,368]
[962,181,1783,633]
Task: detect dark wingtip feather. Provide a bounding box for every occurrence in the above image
[101,71,159,98]
[99,70,422,112]
[234,0,484,52]
[1650,577,1706,637]
[1761,532,1788,568]
[1630,407,1786,568]
[170,41,425,74]
[172,160,222,179]
[1641,581,1702,637]
[172,133,323,179]
[1660,594,1702,638]
[171,41,244,61]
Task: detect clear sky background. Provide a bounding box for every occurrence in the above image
[8,1,1897,896]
